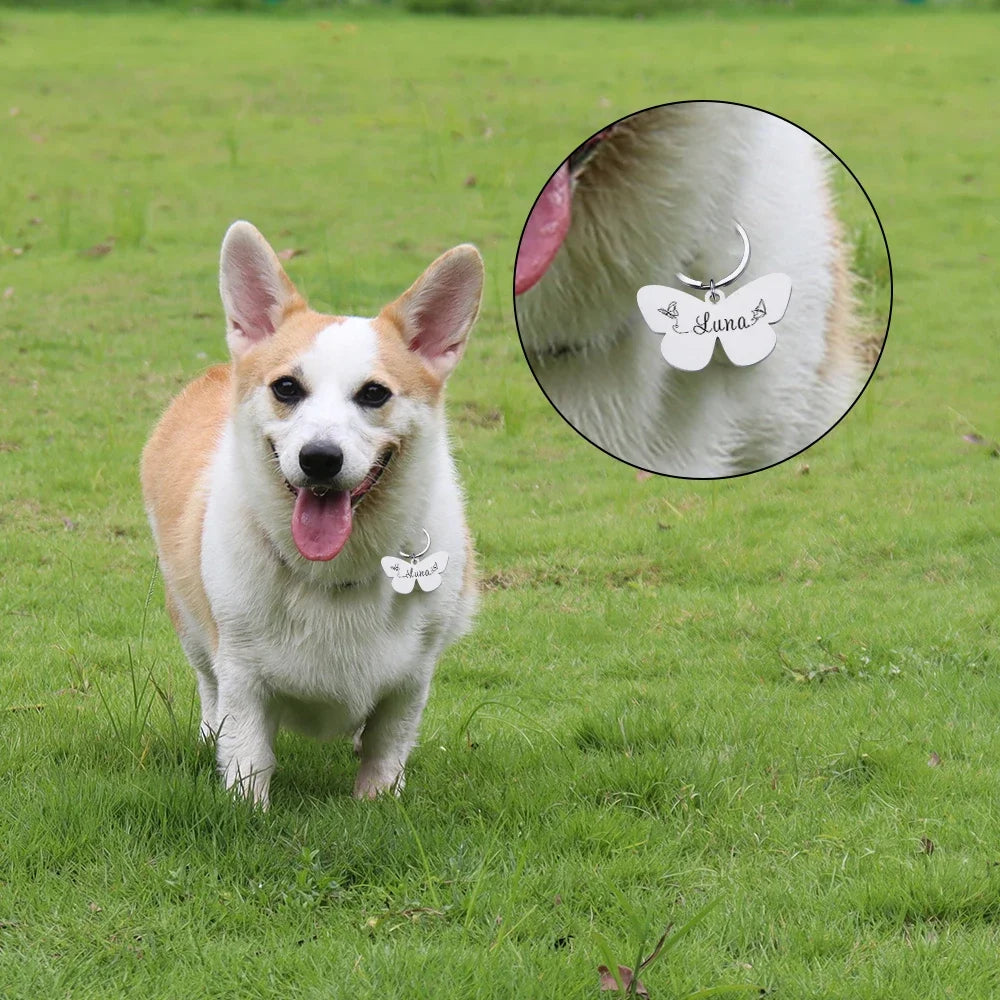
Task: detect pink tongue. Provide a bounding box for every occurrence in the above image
[514,161,572,295]
[291,489,353,561]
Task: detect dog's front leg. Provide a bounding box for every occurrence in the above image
[213,664,278,808]
[353,681,431,800]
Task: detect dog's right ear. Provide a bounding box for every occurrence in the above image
[219,221,305,358]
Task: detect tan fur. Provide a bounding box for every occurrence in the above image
[372,314,442,403]
[232,307,442,410]
[234,309,344,403]
[141,364,231,653]
[818,207,867,380]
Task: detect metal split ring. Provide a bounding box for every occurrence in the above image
[676,222,751,291]
[399,529,431,561]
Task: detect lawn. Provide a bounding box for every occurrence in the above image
[1,7,999,998]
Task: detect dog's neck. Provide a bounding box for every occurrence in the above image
[517,104,755,359]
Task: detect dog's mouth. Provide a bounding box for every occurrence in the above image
[272,446,394,562]
[567,128,613,175]
[349,448,394,506]
[514,127,615,297]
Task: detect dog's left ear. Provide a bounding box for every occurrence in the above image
[383,245,484,380]
[219,221,306,359]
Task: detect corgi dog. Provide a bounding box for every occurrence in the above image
[142,222,484,807]
[514,102,877,478]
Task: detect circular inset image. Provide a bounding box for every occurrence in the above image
[513,101,891,479]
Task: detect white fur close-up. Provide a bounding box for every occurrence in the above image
[142,221,483,807]
[515,102,878,478]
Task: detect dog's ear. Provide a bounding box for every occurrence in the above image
[219,221,306,358]
[382,245,484,380]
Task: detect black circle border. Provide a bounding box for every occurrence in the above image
[511,98,894,483]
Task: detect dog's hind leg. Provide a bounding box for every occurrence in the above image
[166,591,219,741]
[353,678,432,800]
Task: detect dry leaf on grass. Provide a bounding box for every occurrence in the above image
[81,239,114,258]
[597,925,670,997]
[277,247,306,261]
[927,752,941,767]
[960,431,1000,456]
[598,964,649,998]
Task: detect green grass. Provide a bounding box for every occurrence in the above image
[1,7,998,998]
[3,0,997,12]
[4,0,995,12]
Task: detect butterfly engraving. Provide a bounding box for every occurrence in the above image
[380,552,449,594]
[637,273,792,372]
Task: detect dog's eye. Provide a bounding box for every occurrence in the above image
[355,381,392,408]
[271,376,305,404]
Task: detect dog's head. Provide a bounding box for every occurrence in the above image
[219,221,483,562]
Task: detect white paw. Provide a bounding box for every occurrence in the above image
[353,763,405,800]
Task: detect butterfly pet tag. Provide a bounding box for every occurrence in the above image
[381,531,448,595]
[636,223,792,373]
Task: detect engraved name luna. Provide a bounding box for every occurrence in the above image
[658,297,767,336]
[388,560,441,579]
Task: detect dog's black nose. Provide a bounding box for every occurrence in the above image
[299,441,344,481]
